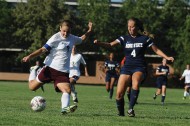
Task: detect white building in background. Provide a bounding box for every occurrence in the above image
[5,0,190,6]
[6,0,27,2]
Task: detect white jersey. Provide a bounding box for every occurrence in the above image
[69,53,86,77]
[182,69,190,83]
[43,32,82,73]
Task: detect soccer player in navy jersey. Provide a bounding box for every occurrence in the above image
[153,58,170,105]
[94,17,174,117]
[104,52,120,99]
[23,20,92,114]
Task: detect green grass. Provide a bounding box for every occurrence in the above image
[0,81,190,126]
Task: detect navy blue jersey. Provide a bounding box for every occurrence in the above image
[105,60,119,74]
[156,65,169,80]
[116,34,153,67]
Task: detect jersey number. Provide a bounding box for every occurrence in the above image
[131,49,136,57]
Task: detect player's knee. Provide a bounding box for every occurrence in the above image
[116,92,124,99]
[28,85,36,91]
[60,87,71,94]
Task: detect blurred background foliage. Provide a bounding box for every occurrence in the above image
[0,0,190,73]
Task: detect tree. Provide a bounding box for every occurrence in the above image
[0,0,14,48]
[173,15,190,73]
[158,0,189,55]
[12,0,71,60]
[77,0,111,53]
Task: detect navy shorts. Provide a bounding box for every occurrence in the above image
[37,66,69,92]
[105,72,118,82]
[120,66,147,81]
[156,78,167,89]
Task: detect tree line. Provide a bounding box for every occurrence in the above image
[0,0,190,73]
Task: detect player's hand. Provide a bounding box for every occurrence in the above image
[88,22,93,32]
[166,57,174,62]
[94,39,98,44]
[163,72,167,75]
[22,56,30,62]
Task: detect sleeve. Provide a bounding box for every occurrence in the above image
[43,34,56,51]
[145,36,154,47]
[73,35,82,45]
[105,61,108,68]
[116,62,120,68]
[116,36,125,46]
[182,70,186,77]
[156,66,160,72]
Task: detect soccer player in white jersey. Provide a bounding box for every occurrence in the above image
[69,45,89,104]
[179,64,190,99]
[22,20,92,114]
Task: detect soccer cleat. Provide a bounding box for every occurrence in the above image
[61,105,78,115]
[161,102,164,106]
[118,113,125,116]
[109,96,112,99]
[153,94,157,100]
[73,98,78,104]
[182,97,186,100]
[40,86,45,92]
[127,109,135,117]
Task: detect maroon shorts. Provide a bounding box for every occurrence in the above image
[37,66,69,92]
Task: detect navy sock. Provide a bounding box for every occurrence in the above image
[129,89,139,109]
[109,88,114,99]
[116,98,125,116]
[161,95,165,102]
[127,93,130,102]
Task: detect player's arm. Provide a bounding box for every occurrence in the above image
[22,47,47,62]
[115,67,120,75]
[94,40,119,48]
[80,22,93,41]
[179,76,185,80]
[155,69,166,76]
[151,45,174,62]
[179,73,185,80]
[84,65,89,76]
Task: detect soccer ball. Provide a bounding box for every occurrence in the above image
[30,96,46,112]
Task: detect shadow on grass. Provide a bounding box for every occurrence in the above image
[137,102,190,106]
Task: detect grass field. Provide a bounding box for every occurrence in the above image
[0,81,190,126]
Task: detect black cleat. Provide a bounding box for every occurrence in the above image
[153,94,157,100]
[40,86,45,92]
[118,113,125,116]
[73,98,78,104]
[127,109,135,117]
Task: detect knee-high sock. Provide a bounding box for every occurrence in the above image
[109,88,114,99]
[129,89,139,109]
[116,98,125,116]
[70,84,77,100]
[184,91,189,97]
[161,95,165,103]
[61,92,70,108]
[29,69,36,81]
[127,92,131,102]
